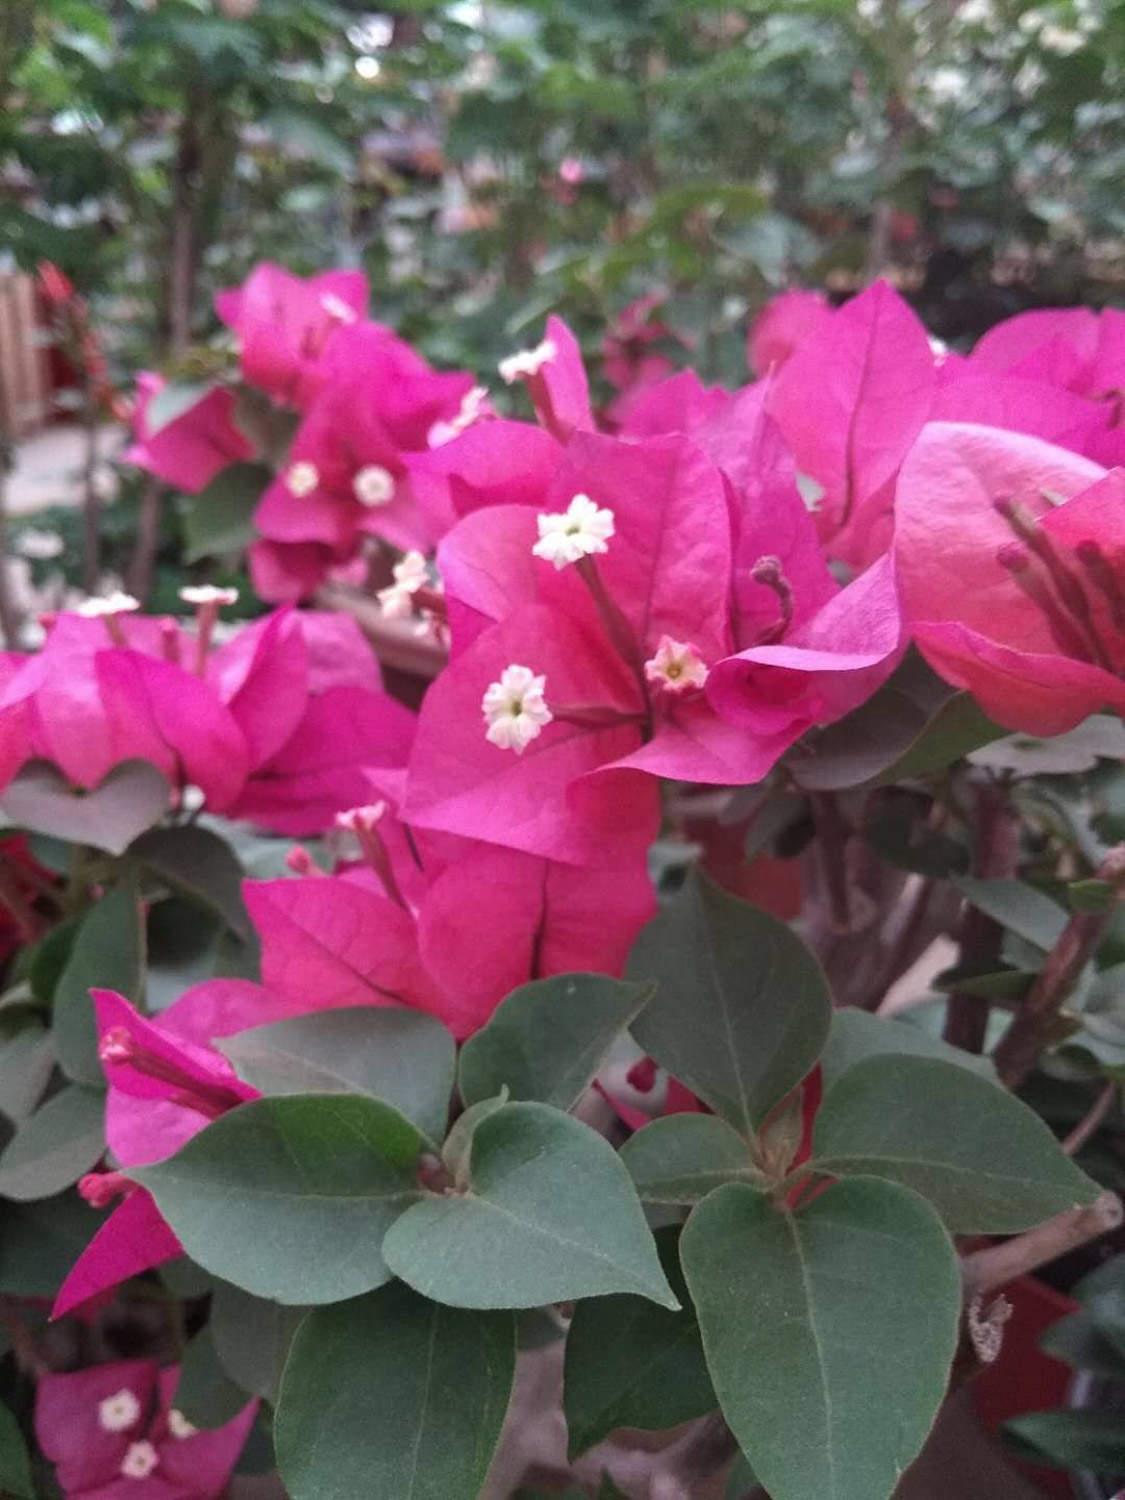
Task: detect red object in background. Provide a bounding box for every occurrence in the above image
[685,810,803,921]
[973,1276,1080,1499]
[34,260,125,421]
[0,833,58,960]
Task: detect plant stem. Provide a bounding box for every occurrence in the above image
[993,846,1125,1088]
[1063,1080,1118,1157]
[961,1190,1123,1298]
[127,476,163,603]
[944,779,1019,1052]
[810,792,852,933]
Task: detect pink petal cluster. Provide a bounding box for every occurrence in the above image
[0,604,411,833]
[36,1356,256,1498]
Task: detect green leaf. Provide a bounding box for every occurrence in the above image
[0,1190,102,1297]
[262,107,354,175]
[128,825,250,938]
[210,1281,307,1402]
[181,463,271,562]
[1004,1409,1125,1471]
[955,878,1067,950]
[0,760,171,855]
[820,1008,998,1090]
[384,1102,677,1311]
[620,1114,763,1204]
[564,1228,715,1457]
[459,973,654,1113]
[0,1400,33,1500]
[175,1326,251,1428]
[1041,1310,1125,1379]
[54,879,145,1086]
[681,1178,960,1500]
[791,654,1002,792]
[132,1095,419,1304]
[0,1012,54,1122]
[970,716,1125,775]
[219,1007,455,1149]
[0,1084,105,1201]
[276,1283,515,1500]
[629,872,830,1134]
[442,1091,508,1187]
[1072,1255,1125,1358]
[811,1056,1097,1232]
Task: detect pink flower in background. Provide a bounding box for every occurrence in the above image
[36,1358,256,1498]
[124,373,253,493]
[895,421,1125,734]
[253,323,476,559]
[0,610,249,810]
[248,536,339,603]
[0,602,412,834]
[970,306,1125,403]
[769,280,937,566]
[748,288,832,376]
[215,261,369,409]
[211,609,417,835]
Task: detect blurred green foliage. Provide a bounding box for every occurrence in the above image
[3,0,1124,385]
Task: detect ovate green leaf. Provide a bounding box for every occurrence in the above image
[682,1178,960,1500]
[276,1283,515,1500]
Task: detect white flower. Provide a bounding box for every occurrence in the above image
[482,664,553,753]
[532,493,615,570]
[377,552,430,619]
[428,385,490,447]
[120,1440,159,1479]
[98,1388,142,1433]
[179,585,239,607]
[167,1408,197,1440]
[353,465,396,507]
[644,636,709,694]
[499,338,557,385]
[286,461,320,497]
[77,591,140,619]
[319,291,358,324]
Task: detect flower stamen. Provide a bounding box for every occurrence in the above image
[482,665,553,753]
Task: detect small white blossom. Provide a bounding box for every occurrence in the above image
[499,338,557,385]
[353,465,396,507]
[286,461,320,497]
[167,1409,197,1440]
[120,1440,159,1479]
[77,591,140,619]
[179,585,239,607]
[644,637,709,694]
[377,552,430,619]
[482,664,553,753]
[319,291,358,324]
[532,493,615,570]
[98,1389,142,1433]
[428,385,490,447]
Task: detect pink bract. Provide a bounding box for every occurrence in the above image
[215,261,369,409]
[894,421,1125,734]
[36,1358,256,1499]
[124,373,253,494]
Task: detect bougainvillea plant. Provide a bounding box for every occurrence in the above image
[1,271,1125,1500]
